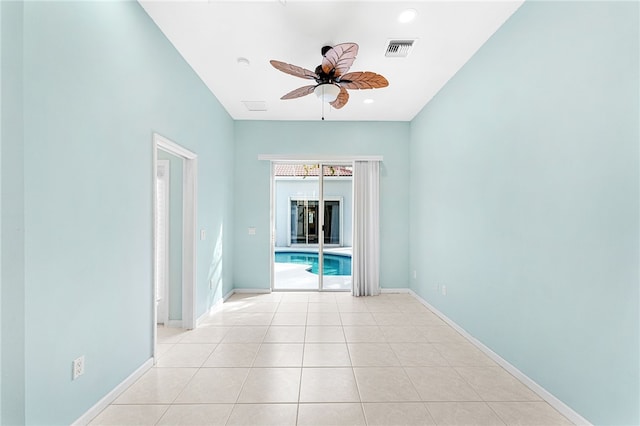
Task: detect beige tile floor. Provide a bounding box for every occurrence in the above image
[90,292,573,426]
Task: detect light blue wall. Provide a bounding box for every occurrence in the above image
[20,1,234,424]
[409,1,639,424]
[234,121,409,290]
[0,3,2,420]
[157,150,183,321]
[0,2,26,424]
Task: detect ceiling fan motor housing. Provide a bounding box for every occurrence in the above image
[314,65,335,84]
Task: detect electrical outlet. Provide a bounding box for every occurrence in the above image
[413,270,417,279]
[442,285,447,296]
[72,356,85,380]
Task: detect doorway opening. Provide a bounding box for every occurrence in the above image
[271,162,353,291]
[155,159,170,326]
[152,133,198,360]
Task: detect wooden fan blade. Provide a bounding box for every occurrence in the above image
[281,85,317,100]
[270,60,317,80]
[321,43,359,77]
[338,72,389,90]
[329,86,349,109]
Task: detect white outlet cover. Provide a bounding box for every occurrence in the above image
[73,356,85,380]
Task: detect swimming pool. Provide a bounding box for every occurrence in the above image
[275,252,352,276]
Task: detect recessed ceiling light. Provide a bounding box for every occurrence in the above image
[237,57,250,67]
[398,9,417,24]
[363,99,374,105]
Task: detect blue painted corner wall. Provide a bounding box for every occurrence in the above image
[409,2,639,424]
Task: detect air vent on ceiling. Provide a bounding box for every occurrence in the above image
[385,39,416,58]
[242,101,267,111]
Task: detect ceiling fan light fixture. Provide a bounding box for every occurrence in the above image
[363,98,374,104]
[314,83,340,103]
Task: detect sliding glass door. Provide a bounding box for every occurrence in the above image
[320,164,352,290]
[272,162,352,291]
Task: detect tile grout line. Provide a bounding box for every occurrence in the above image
[225,311,269,424]
[340,310,369,426]
[295,300,311,425]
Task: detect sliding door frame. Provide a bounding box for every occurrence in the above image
[264,155,382,291]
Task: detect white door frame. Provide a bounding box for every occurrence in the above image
[152,133,198,358]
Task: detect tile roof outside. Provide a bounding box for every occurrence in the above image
[274,164,353,177]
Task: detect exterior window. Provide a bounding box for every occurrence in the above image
[290,199,341,245]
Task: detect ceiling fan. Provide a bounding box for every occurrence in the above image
[270,43,389,111]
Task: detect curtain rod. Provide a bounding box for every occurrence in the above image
[258,154,383,162]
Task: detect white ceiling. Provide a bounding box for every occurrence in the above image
[139,0,524,121]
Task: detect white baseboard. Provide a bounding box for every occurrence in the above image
[233,288,271,294]
[407,289,591,426]
[72,358,154,426]
[196,290,235,326]
[223,289,236,300]
[380,287,411,294]
[196,288,269,326]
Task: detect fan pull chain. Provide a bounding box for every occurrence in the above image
[321,99,325,121]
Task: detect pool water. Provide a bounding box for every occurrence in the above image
[275,252,351,276]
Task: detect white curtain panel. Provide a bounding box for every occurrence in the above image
[352,160,380,297]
